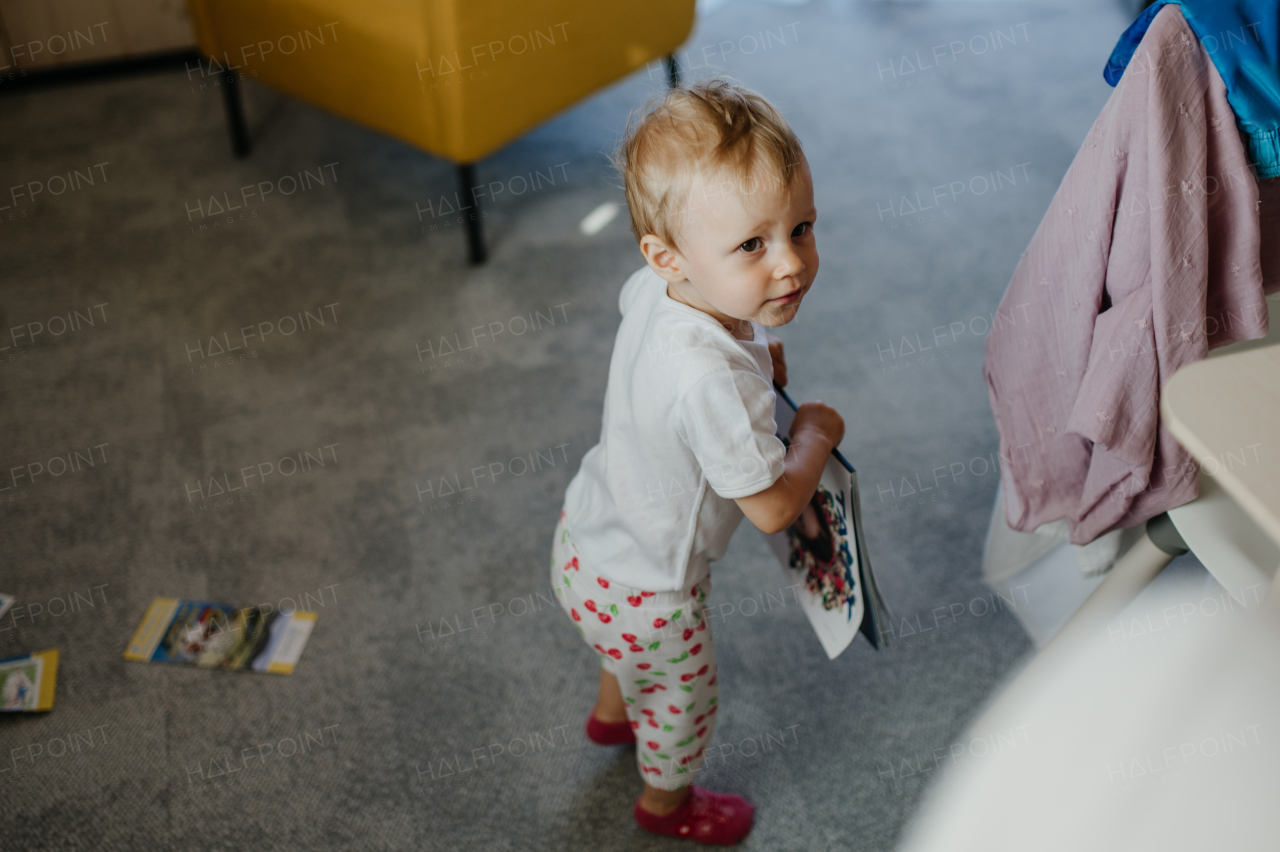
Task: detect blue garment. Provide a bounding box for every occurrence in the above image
[1105,1,1280,178]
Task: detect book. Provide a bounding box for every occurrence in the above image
[0,649,59,711]
[123,598,316,674]
[767,383,893,659]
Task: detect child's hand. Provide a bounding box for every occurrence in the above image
[790,401,844,450]
[736,400,844,535]
[766,332,787,387]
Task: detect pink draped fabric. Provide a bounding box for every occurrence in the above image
[983,6,1272,545]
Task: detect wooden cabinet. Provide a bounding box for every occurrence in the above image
[0,0,194,70]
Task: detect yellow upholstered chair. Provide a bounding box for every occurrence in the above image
[185,0,696,261]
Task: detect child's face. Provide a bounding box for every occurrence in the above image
[643,156,818,335]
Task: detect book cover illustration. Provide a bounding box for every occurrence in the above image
[767,383,892,659]
[123,598,316,675]
[0,648,59,712]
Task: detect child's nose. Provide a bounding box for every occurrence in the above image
[773,245,806,278]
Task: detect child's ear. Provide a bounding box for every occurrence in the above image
[640,234,686,283]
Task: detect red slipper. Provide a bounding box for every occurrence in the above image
[585,712,636,745]
[633,786,754,845]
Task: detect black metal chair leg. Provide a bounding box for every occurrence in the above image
[666,54,681,89]
[220,68,251,158]
[457,163,486,264]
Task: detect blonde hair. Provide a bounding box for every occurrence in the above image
[615,77,804,250]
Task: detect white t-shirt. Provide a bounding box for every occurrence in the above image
[562,266,787,593]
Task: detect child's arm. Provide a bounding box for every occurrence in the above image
[734,402,844,535]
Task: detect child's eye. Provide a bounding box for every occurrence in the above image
[738,237,763,253]
[792,222,812,238]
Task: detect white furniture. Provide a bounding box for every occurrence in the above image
[896,307,1280,852]
[895,569,1280,852]
[1037,296,1280,646]
[1163,342,1280,554]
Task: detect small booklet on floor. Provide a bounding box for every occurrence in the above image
[0,649,59,712]
[767,383,893,659]
[123,598,316,674]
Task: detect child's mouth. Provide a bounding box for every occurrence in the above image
[769,288,803,305]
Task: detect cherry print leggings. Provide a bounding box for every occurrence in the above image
[551,509,719,790]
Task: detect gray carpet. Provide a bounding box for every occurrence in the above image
[0,1,1132,849]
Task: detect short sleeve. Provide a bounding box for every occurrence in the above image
[678,367,787,499]
[619,267,651,316]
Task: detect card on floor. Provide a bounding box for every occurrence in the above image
[124,598,317,674]
[0,649,59,712]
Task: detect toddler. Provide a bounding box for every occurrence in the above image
[551,77,843,845]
